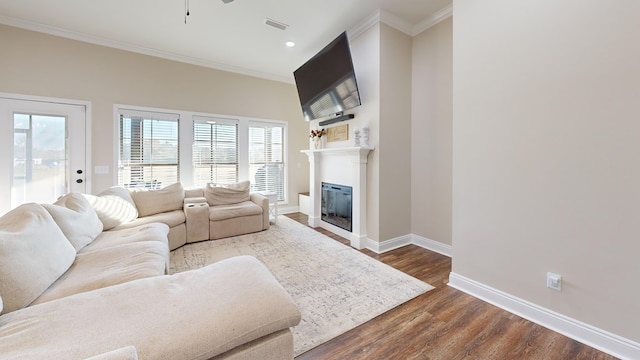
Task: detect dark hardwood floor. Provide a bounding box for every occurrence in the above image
[286,213,618,360]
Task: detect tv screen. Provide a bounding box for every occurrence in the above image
[293,31,361,121]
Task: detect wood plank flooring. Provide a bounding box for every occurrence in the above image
[286,213,618,360]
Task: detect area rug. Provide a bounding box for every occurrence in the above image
[170,216,434,356]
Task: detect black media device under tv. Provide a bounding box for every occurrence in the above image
[293,31,362,122]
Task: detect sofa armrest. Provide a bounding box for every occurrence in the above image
[183,202,209,243]
[184,188,204,199]
[0,256,300,360]
[250,193,270,230]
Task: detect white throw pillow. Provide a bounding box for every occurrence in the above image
[130,182,185,217]
[43,193,104,251]
[204,180,251,206]
[0,203,76,314]
[84,187,139,230]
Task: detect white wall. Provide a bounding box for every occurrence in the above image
[0,24,309,203]
[411,17,453,245]
[453,0,640,342]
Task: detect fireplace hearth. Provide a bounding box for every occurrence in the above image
[321,182,352,232]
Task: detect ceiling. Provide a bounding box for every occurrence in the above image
[0,0,452,83]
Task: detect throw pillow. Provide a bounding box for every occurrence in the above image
[0,203,76,314]
[43,193,104,251]
[84,187,139,230]
[204,180,251,206]
[130,182,185,217]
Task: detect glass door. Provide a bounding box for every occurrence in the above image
[0,97,87,215]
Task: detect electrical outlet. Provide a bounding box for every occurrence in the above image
[547,272,562,291]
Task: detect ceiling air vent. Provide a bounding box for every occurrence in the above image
[265,18,288,31]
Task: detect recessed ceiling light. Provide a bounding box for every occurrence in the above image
[286,41,296,48]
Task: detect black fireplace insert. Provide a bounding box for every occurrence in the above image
[321,182,352,232]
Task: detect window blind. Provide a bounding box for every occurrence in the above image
[249,122,285,201]
[192,117,238,186]
[118,111,179,189]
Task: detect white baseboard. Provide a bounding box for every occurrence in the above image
[277,205,299,215]
[366,234,412,253]
[411,234,452,257]
[365,233,453,257]
[448,272,640,360]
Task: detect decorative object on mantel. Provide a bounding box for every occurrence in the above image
[327,124,349,142]
[361,124,370,147]
[353,128,361,147]
[310,128,326,149]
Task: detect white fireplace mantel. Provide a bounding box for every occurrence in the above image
[301,146,373,249]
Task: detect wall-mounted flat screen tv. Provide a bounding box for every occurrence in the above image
[293,31,362,121]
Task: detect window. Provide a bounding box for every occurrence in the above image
[118,110,179,189]
[193,116,238,185]
[249,122,285,201]
[115,106,288,202]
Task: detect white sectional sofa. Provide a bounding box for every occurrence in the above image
[92,181,270,250]
[0,184,300,360]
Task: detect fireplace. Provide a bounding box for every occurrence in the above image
[301,146,372,249]
[321,182,352,232]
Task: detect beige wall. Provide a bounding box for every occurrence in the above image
[0,24,309,202]
[345,23,381,242]
[411,18,453,245]
[379,24,413,241]
[453,1,640,341]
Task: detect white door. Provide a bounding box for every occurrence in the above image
[0,96,88,215]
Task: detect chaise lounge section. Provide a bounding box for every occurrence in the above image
[0,186,300,359]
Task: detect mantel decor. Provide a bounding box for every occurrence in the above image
[310,128,326,149]
[327,124,349,142]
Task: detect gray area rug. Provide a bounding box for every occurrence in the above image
[170,216,434,356]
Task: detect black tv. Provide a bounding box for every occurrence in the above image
[293,31,362,122]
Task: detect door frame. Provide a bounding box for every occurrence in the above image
[0,92,92,208]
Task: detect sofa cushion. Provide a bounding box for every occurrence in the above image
[32,241,168,306]
[0,203,76,314]
[204,180,250,206]
[43,192,104,251]
[84,187,139,230]
[83,346,138,360]
[112,210,185,230]
[0,256,300,360]
[209,201,263,221]
[80,223,169,254]
[130,182,184,217]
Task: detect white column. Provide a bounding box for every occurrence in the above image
[306,151,322,227]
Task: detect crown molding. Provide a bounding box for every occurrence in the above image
[0,15,294,84]
[349,4,453,40]
[348,9,381,40]
[379,10,414,36]
[413,4,453,36]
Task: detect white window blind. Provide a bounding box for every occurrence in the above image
[118,110,179,189]
[192,117,238,186]
[249,122,285,201]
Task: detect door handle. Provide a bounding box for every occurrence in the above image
[76,169,83,174]
[76,179,83,184]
